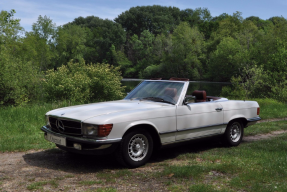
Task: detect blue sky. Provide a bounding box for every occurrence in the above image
[1,0,286,32]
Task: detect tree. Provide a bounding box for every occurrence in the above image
[163,22,205,79]
[126,30,155,77]
[55,25,88,67]
[30,15,57,71]
[0,9,23,43]
[0,9,40,106]
[68,16,126,64]
[115,5,181,37]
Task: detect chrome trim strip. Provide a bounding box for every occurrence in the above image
[159,123,227,135]
[177,123,226,132]
[162,132,223,145]
[159,130,177,135]
[41,126,122,144]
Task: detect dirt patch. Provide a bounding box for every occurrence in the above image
[258,117,287,123]
[243,130,287,142]
[0,149,168,192]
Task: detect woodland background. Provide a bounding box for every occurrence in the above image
[1,6,287,105]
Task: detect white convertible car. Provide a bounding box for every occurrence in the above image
[41,78,261,168]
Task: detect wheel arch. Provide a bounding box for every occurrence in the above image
[123,123,162,150]
[227,117,247,128]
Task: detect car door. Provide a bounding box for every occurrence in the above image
[176,102,224,141]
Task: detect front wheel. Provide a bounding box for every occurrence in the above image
[116,129,153,168]
[223,121,243,146]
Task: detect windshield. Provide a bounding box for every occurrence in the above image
[124,81,185,105]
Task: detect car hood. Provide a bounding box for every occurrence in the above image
[46,100,169,122]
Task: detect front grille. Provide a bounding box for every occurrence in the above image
[49,117,82,136]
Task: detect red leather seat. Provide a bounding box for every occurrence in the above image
[192,90,206,102]
[164,88,177,99]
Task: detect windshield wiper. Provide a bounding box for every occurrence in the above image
[141,97,175,105]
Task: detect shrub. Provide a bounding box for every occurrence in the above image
[0,46,40,106]
[43,59,125,103]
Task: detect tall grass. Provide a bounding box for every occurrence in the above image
[0,101,77,152]
[256,98,287,119]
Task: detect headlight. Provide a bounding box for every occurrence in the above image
[83,124,98,136]
[45,115,50,128]
[83,123,113,137]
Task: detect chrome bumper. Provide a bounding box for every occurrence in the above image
[41,126,122,144]
[246,116,261,126]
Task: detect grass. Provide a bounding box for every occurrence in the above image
[79,180,103,186]
[161,134,287,191]
[245,120,287,136]
[0,98,286,152]
[0,101,77,152]
[256,98,287,119]
[26,181,48,190]
[26,179,59,190]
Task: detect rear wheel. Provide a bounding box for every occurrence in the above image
[223,121,243,146]
[116,129,153,168]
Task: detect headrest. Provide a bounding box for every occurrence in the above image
[164,88,177,98]
[192,90,206,100]
[169,77,189,81]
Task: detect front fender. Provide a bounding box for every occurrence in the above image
[121,120,159,137]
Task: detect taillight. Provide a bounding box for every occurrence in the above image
[257,108,260,115]
[98,124,113,137]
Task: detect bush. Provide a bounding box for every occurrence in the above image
[0,46,40,106]
[43,59,125,103]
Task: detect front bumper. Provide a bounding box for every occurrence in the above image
[41,126,121,155]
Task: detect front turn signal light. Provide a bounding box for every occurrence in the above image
[98,124,113,137]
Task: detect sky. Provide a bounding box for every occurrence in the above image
[1,0,286,32]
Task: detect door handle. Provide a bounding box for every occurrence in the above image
[215,108,223,112]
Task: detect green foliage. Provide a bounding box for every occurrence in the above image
[115,5,181,36]
[221,65,266,100]
[208,37,242,81]
[166,22,205,79]
[110,45,133,77]
[69,16,126,64]
[0,10,40,106]
[2,7,287,105]
[127,30,156,77]
[30,15,57,71]
[221,77,245,99]
[0,9,23,43]
[55,25,88,68]
[271,80,287,102]
[0,46,40,105]
[43,59,125,102]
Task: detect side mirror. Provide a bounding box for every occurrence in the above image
[183,96,196,105]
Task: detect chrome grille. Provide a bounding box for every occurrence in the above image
[49,117,82,136]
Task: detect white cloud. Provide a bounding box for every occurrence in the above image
[0,0,126,31]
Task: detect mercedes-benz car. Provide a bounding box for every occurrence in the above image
[41,78,261,168]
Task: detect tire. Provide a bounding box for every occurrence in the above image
[116,129,153,168]
[223,121,243,146]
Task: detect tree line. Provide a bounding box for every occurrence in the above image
[1,6,287,105]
